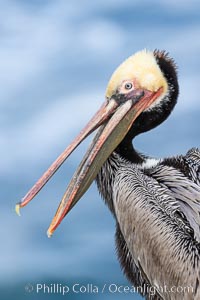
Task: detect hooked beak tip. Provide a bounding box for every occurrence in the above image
[15,203,21,216]
[47,226,54,238]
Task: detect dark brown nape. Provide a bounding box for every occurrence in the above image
[153,50,178,73]
[153,49,179,98]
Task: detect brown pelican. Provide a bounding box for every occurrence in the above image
[16,50,200,300]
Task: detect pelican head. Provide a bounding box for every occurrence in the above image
[16,49,178,236]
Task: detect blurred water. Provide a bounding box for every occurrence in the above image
[1,1,200,299]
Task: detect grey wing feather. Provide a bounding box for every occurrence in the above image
[185,147,200,185]
[149,163,200,242]
[159,147,200,242]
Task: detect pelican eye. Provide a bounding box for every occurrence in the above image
[125,82,133,90]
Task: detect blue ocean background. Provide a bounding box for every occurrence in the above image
[1,1,200,299]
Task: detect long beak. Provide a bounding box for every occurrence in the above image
[16,87,162,237]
